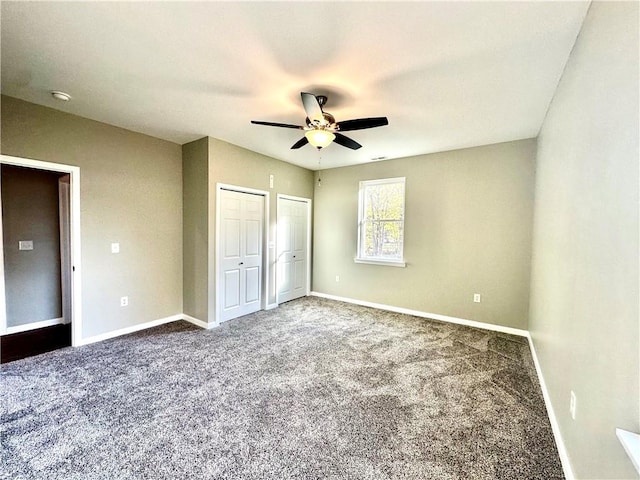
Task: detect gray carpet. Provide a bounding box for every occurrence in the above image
[1,296,563,479]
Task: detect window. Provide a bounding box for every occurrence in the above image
[356,177,406,267]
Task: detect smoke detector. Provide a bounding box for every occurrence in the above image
[51,91,71,101]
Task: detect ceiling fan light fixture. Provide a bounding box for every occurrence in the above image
[305,129,335,148]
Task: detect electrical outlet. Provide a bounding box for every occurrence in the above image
[570,390,577,420]
[335,275,340,282]
[473,293,481,303]
[120,296,128,307]
[111,242,120,254]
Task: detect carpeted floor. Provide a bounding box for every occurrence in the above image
[1,296,563,479]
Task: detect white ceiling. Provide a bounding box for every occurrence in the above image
[1,1,589,170]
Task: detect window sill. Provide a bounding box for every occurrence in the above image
[354,258,406,268]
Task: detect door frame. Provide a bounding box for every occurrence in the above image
[276,194,312,305]
[215,183,269,325]
[0,155,83,346]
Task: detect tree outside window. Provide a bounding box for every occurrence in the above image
[357,177,405,264]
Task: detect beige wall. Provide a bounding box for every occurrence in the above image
[1,165,64,326]
[182,138,209,321]
[529,2,639,479]
[313,139,536,330]
[1,96,183,339]
[207,137,314,317]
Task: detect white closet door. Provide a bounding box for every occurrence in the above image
[219,189,264,322]
[277,197,308,303]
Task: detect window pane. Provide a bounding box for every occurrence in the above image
[363,220,403,259]
[358,178,405,262]
[363,182,404,222]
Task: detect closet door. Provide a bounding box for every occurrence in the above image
[277,197,309,304]
[219,189,264,322]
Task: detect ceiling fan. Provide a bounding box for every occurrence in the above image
[251,92,389,150]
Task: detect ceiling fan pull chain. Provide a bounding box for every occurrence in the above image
[317,151,322,187]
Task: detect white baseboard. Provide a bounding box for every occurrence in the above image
[527,334,574,480]
[182,314,215,330]
[265,303,278,310]
[79,314,182,346]
[2,317,65,336]
[309,291,528,337]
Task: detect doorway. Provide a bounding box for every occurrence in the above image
[0,155,82,358]
[216,184,269,323]
[276,195,311,304]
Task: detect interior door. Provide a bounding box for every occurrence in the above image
[219,189,264,322]
[277,197,309,303]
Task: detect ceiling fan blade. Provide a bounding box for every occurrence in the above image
[301,92,324,123]
[334,133,362,150]
[291,137,309,149]
[251,120,303,129]
[336,117,389,131]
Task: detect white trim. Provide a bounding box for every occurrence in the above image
[3,317,65,335]
[276,194,312,305]
[58,178,72,325]
[182,313,215,330]
[265,303,278,310]
[0,155,82,345]
[76,312,220,346]
[215,183,270,325]
[310,291,528,337]
[359,176,406,187]
[354,257,406,268]
[0,173,6,335]
[616,429,640,474]
[78,314,182,346]
[527,334,575,480]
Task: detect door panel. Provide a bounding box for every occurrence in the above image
[277,197,309,303]
[278,260,291,296]
[245,266,261,303]
[293,259,305,290]
[219,189,264,322]
[223,270,240,309]
[245,219,261,257]
[224,219,241,258]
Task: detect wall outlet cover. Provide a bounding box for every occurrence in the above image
[18,240,34,251]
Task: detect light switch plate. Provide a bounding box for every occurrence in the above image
[19,240,33,251]
[111,243,120,254]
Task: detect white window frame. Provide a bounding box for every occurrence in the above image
[355,177,406,267]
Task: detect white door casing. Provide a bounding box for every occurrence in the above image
[59,177,72,325]
[218,188,265,322]
[0,155,82,345]
[277,195,311,304]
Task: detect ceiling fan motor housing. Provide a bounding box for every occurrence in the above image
[306,112,336,129]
